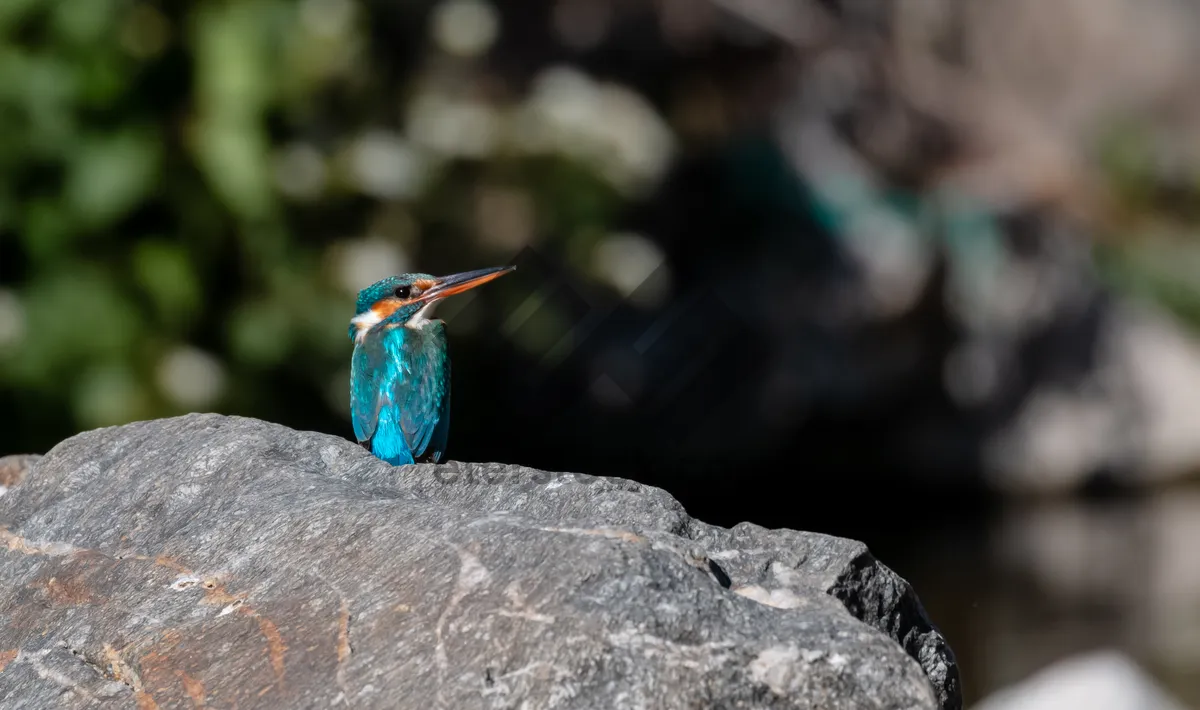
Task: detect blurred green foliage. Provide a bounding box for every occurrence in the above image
[4,0,1198,460]
[0,0,661,454]
[1094,117,1200,330]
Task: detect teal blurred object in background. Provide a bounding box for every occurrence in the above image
[5,0,1200,706]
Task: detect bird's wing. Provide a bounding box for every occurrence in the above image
[350,336,386,443]
[423,357,450,462]
[396,333,449,461]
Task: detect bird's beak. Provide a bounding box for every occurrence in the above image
[421,265,515,302]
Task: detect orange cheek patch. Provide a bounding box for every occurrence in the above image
[372,295,424,320]
[372,298,405,320]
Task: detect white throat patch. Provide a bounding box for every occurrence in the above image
[352,299,441,342]
[351,310,382,344]
[405,300,441,329]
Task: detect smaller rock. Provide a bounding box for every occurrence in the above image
[972,651,1189,710]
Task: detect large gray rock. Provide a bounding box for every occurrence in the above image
[0,414,958,709]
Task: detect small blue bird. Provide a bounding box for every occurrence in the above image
[349,266,514,465]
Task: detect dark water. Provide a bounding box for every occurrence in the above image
[878,490,1200,707]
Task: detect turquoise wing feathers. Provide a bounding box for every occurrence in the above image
[350,336,384,443]
[426,359,450,462]
[397,332,447,461]
[350,325,450,464]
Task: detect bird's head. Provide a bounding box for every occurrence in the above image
[349,266,514,342]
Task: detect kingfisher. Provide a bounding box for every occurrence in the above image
[349,266,514,465]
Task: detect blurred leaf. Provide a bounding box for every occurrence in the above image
[535,157,622,235]
[1097,237,1200,329]
[506,299,573,356]
[66,129,162,228]
[0,0,43,33]
[295,292,351,357]
[20,197,76,265]
[132,240,203,326]
[77,52,129,106]
[189,1,276,221]
[0,51,80,157]
[52,0,120,45]
[8,267,143,387]
[280,6,359,99]
[1097,120,1156,212]
[229,298,294,366]
[73,363,150,429]
[192,117,274,221]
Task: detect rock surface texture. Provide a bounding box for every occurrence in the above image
[0,454,37,497]
[0,415,959,709]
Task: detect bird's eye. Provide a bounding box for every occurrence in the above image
[394,286,412,299]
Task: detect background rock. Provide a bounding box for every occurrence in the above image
[979,490,1200,697]
[0,414,958,709]
[971,651,1191,710]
